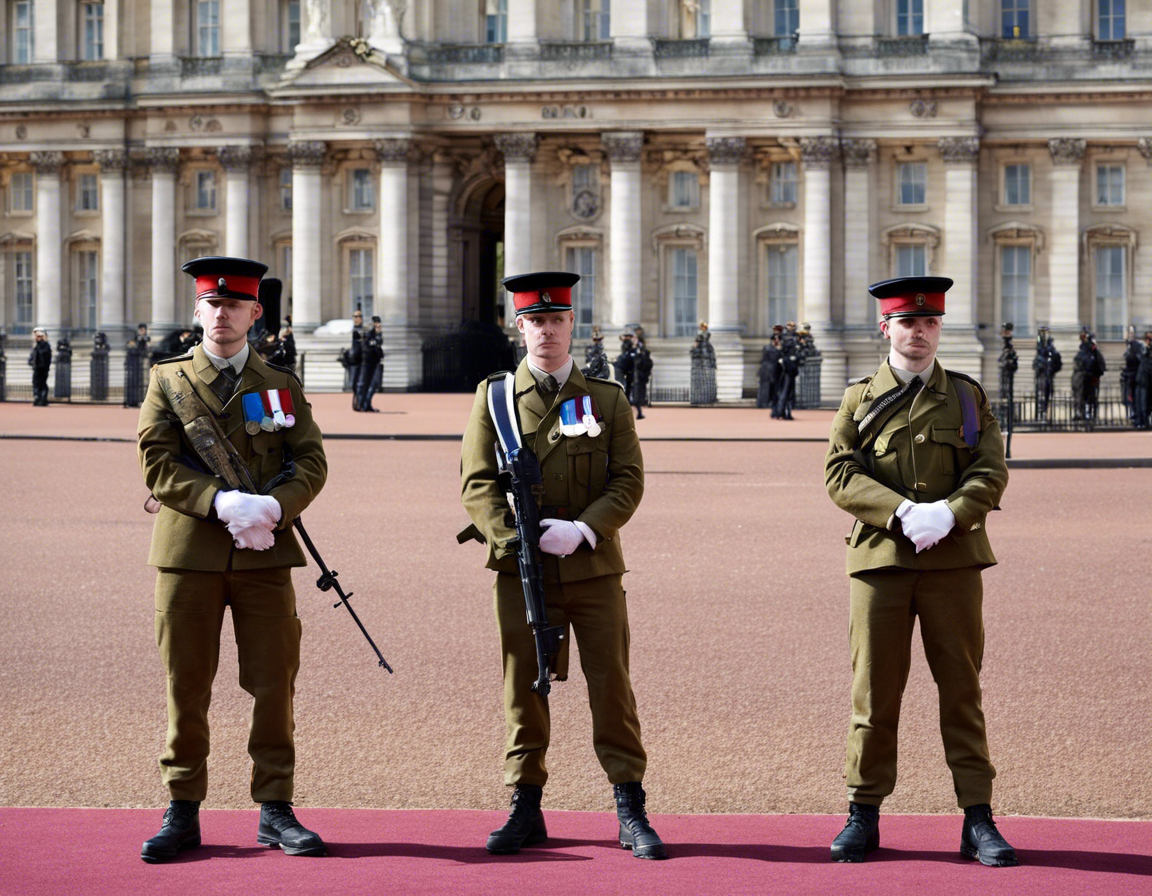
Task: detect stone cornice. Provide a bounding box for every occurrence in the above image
[706,136,747,166]
[602,131,645,163]
[286,140,328,169]
[1048,137,1086,165]
[938,136,980,165]
[799,136,840,169]
[1137,137,1152,163]
[495,133,538,164]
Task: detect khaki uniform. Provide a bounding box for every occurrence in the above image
[461,359,647,787]
[825,359,1009,808]
[137,344,327,802]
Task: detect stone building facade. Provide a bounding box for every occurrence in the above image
[1,0,1150,397]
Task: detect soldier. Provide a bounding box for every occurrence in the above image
[629,329,652,420]
[689,321,717,405]
[613,332,635,400]
[1121,325,1141,424]
[347,307,365,409]
[581,326,612,380]
[1076,331,1106,422]
[1135,331,1152,430]
[28,326,51,406]
[825,276,1017,867]
[757,327,783,409]
[137,256,328,863]
[460,271,666,861]
[1032,326,1061,420]
[356,315,385,413]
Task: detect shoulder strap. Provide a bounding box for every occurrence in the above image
[856,378,921,443]
[945,370,984,449]
[486,372,523,456]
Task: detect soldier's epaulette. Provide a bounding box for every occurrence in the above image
[486,370,514,382]
[152,351,193,367]
[586,375,626,392]
[266,361,303,385]
[945,369,988,403]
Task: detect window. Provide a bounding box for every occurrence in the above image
[78,250,99,329]
[196,0,220,57]
[284,0,301,52]
[670,247,697,336]
[1098,0,1126,41]
[582,0,610,41]
[896,0,923,36]
[897,162,927,206]
[81,2,104,60]
[280,168,293,211]
[897,245,926,277]
[1003,164,1030,206]
[566,246,596,338]
[1096,164,1125,206]
[349,248,374,319]
[194,170,217,211]
[1000,245,1030,329]
[14,251,34,331]
[766,244,798,327]
[681,0,711,38]
[668,171,699,209]
[348,169,374,211]
[1095,245,1125,336]
[775,0,799,37]
[486,0,508,43]
[13,1,33,64]
[280,243,292,282]
[10,172,34,212]
[770,161,798,205]
[77,173,99,211]
[1002,0,1030,39]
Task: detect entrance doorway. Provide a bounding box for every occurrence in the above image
[457,180,505,326]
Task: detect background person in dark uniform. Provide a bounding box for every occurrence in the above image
[1075,330,1106,422]
[1032,327,1061,419]
[1122,325,1141,424]
[356,315,385,412]
[461,271,666,861]
[137,256,328,863]
[346,308,365,408]
[613,332,635,400]
[824,276,1017,868]
[628,330,652,420]
[28,326,51,406]
[1134,331,1152,429]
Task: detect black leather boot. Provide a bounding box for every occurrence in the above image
[614,782,667,860]
[961,804,1018,867]
[486,784,547,854]
[830,802,880,863]
[141,800,201,863]
[257,801,327,857]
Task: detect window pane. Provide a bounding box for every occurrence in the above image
[899,163,926,205]
[767,244,798,326]
[1001,246,1030,327]
[79,174,99,211]
[672,248,697,336]
[350,249,374,319]
[1095,245,1125,333]
[196,171,216,209]
[350,169,373,210]
[280,169,292,211]
[897,0,924,36]
[11,172,33,211]
[14,2,33,63]
[1004,164,1030,205]
[775,0,799,36]
[566,247,595,339]
[1002,0,1030,39]
[287,0,301,49]
[486,0,507,42]
[771,161,797,204]
[198,0,220,56]
[83,3,104,60]
[897,245,926,277]
[1099,0,1126,41]
[670,171,697,207]
[15,251,34,327]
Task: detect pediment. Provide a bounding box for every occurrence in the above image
[274,38,415,94]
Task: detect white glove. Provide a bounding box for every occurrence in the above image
[896,499,956,553]
[214,491,281,534]
[232,526,275,552]
[539,519,586,557]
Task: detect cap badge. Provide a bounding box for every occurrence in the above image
[541,291,551,305]
[218,278,228,289]
[915,293,926,306]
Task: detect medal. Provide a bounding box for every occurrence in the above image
[268,388,287,429]
[241,393,266,436]
[559,395,602,438]
[278,388,296,428]
[245,421,262,435]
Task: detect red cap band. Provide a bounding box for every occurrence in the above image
[195,274,262,301]
[877,290,946,317]
[513,286,573,314]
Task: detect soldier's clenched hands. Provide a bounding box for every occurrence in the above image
[214,491,281,534]
[539,519,585,557]
[896,499,956,553]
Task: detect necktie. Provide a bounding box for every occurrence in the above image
[538,374,560,405]
[210,365,239,404]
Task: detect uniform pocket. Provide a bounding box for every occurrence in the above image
[929,425,971,476]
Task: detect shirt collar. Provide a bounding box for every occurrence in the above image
[203,342,250,374]
[527,356,574,391]
[888,355,933,385]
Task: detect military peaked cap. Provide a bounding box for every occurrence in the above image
[182,256,268,302]
[502,271,579,316]
[869,276,953,318]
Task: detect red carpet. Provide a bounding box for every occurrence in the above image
[0,809,1148,896]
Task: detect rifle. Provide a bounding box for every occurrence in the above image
[488,373,564,698]
[155,366,392,672]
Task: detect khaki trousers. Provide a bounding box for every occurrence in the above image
[846,567,995,808]
[494,570,646,787]
[154,566,301,803]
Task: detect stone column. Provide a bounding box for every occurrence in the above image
[797,0,835,49]
[148,148,180,329]
[800,136,845,402]
[938,137,979,328]
[367,0,404,55]
[150,0,174,63]
[95,150,128,332]
[1047,138,1085,332]
[375,138,411,327]
[705,136,746,402]
[609,1,649,55]
[218,146,253,259]
[222,0,252,56]
[31,152,64,330]
[603,132,644,329]
[287,0,336,70]
[841,139,876,329]
[32,0,59,63]
[495,134,537,324]
[927,0,978,49]
[288,141,327,330]
[507,0,538,44]
[103,0,121,60]
[1048,2,1087,50]
[710,0,751,53]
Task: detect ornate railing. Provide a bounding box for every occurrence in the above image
[876,35,929,56]
[1092,39,1135,59]
[753,36,798,55]
[425,43,504,65]
[539,41,613,62]
[654,39,710,59]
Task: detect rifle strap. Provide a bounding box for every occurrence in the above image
[486,372,523,457]
[856,377,923,447]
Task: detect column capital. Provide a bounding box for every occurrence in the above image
[1138,137,1152,163]
[30,152,65,176]
[799,136,839,169]
[938,136,980,165]
[1048,138,1086,166]
[374,137,414,164]
[93,149,129,173]
[602,131,645,163]
[840,138,877,169]
[286,140,328,169]
[146,147,182,174]
[706,136,747,166]
[495,133,538,164]
[217,145,256,172]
